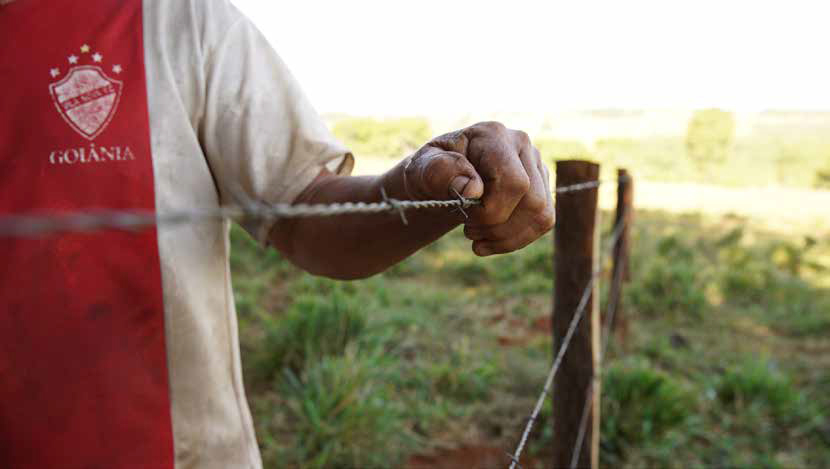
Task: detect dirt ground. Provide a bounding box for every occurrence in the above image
[406,445,547,469]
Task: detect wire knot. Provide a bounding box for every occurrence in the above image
[505,451,524,469]
[380,187,408,225]
[450,187,472,219]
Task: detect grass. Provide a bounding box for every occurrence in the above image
[231,207,830,468]
[250,290,367,380]
[274,350,416,468]
[628,235,708,319]
[600,362,696,465]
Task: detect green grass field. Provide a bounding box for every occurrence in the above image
[231,209,830,468]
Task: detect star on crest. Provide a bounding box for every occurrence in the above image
[68,55,78,64]
[112,64,122,74]
[50,68,60,78]
[92,53,103,63]
[80,44,90,53]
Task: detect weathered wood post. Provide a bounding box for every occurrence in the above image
[552,160,600,469]
[609,169,633,345]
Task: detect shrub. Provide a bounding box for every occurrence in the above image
[277,351,415,469]
[426,339,497,402]
[717,237,830,335]
[685,108,736,170]
[716,361,801,422]
[253,290,366,381]
[816,169,830,189]
[229,224,293,316]
[601,365,694,461]
[629,262,707,317]
[629,236,707,318]
[444,259,493,286]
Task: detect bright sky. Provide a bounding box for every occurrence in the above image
[232,0,829,114]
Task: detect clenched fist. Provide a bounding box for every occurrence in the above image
[403,122,555,256]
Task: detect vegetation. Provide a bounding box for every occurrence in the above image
[601,363,695,465]
[232,207,830,468]
[817,169,830,189]
[232,113,830,467]
[331,117,432,159]
[684,109,736,172]
[325,112,830,189]
[535,134,830,189]
[628,235,708,319]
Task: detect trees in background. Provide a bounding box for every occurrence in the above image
[685,109,736,172]
[329,112,830,189]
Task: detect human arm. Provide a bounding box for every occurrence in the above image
[269,121,554,280]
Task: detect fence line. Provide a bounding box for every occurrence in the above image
[0,171,629,469]
[506,209,629,469]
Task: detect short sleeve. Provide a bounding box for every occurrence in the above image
[198,5,354,243]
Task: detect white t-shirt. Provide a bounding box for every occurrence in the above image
[0,0,352,468]
[147,1,352,467]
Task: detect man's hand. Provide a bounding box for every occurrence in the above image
[403,121,554,256]
[272,121,553,279]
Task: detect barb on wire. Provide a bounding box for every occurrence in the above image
[504,451,524,469]
[0,178,619,239]
[506,210,629,469]
[450,187,470,219]
[380,187,409,225]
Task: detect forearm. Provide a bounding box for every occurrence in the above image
[269,160,461,280]
[269,121,555,278]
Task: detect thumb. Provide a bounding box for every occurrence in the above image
[410,150,484,201]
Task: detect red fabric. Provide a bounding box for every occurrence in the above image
[0,1,174,467]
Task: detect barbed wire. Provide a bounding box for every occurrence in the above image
[506,210,629,469]
[0,199,480,238]
[554,180,601,194]
[0,179,617,238]
[554,175,628,194]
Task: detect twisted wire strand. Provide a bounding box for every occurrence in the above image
[0,178,618,238]
[554,175,628,194]
[506,212,629,469]
[0,198,481,238]
[554,180,601,193]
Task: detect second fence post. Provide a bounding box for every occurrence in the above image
[610,168,633,345]
[552,160,600,469]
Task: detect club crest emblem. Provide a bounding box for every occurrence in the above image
[49,46,124,140]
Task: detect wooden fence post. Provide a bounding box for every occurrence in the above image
[609,169,633,345]
[552,160,600,469]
